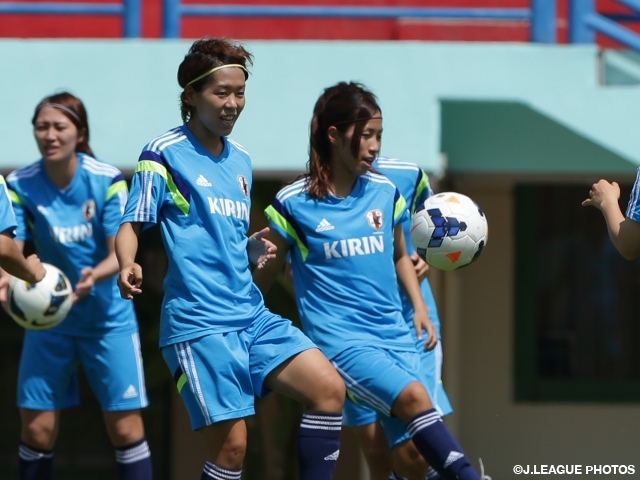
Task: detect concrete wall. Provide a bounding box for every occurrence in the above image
[1,40,638,176]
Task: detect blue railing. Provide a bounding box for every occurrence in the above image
[570,0,640,50]
[0,0,141,38]
[162,0,557,42]
[1,0,640,51]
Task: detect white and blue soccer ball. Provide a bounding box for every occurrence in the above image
[410,192,488,271]
[7,263,73,330]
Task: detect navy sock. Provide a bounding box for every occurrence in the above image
[115,437,153,480]
[407,409,479,480]
[19,441,53,480]
[201,461,242,480]
[297,412,342,480]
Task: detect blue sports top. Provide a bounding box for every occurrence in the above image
[121,125,265,347]
[264,171,415,360]
[0,175,17,235]
[7,154,137,336]
[626,167,640,223]
[373,157,441,335]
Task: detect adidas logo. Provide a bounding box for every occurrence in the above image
[443,451,464,468]
[324,450,340,461]
[315,218,335,232]
[196,174,212,187]
[122,385,139,399]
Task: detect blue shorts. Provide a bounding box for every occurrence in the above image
[162,309,316,430]
[342,341,453,447]
[18,329,148,411]
[332,345,422,417]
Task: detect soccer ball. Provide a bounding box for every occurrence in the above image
[7,263,73,330]
[410,192,488,271]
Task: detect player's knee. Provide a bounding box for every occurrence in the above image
[218,435,248,467]
[21,422,56,449]
[104,410,145,447]
[392,382,432,420]
[311,367,346,413]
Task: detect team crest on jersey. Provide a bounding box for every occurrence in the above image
[366,209,383,230]
[237,175,249,197]
[82,199,96,220]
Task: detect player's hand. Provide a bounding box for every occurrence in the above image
[73,267,95,303]
[411,252,430,282]
[118,263,143,300]
[582,179,620,210]
[248,227,277,269]
[413,308,437,351]
[25,254,46,283]
[0,271,10,313]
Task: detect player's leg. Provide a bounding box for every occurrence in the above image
[198,419,248,478]
[249,310,344,480]
[17,330,78,480]
[334,346,478,480]
[391,439,428,479]
[80,331,152,480]
[389,337,454,480]
[103,410,152,480]
[350,422,393,480]
[343,395,393,480]
[265,348,344,480]
[392,381,477,480]
[18,409,59,480]
[254,394,289,480]
[162,334,255,479]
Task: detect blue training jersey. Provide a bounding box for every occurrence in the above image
[265,172,415,360]
[6,154,137,336]
[0,175,17,235]
[121,125,265,347]
[373,157,441,335]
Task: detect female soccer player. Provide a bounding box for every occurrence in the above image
[115,37,345,480]
[253,81,480,480]
[4,92,152,480]
[0,175,45,283]
[342,156,454,480]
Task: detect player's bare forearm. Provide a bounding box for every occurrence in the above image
[0,235,44,283]
[115,222,143,299]
[115,222,141,269]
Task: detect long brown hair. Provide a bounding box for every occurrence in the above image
[305,82,381,199]
[32,92,94,156]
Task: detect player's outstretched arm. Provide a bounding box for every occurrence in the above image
[394,226,437,350]
[583,179,640,260]
[115,222,143,299]
[0,234,45,284]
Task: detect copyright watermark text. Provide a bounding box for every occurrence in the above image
[513,465,636,475]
